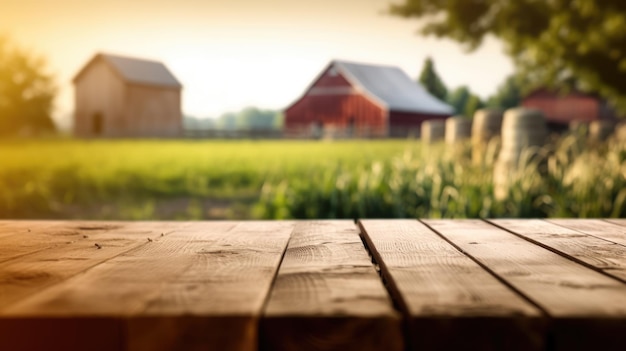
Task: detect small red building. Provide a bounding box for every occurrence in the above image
[285,60,453,137]
[522,88,618,130]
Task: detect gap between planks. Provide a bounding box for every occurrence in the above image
[425,219,626,351]
[261,220,402,351]
[359,219,544,351]
[550,218,626,247]
[488,219,626,284]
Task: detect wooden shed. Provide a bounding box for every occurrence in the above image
[522,88,618,130]
[73,53,183,138]
[284,60,453,137]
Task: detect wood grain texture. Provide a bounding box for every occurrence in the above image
[359,219,543,351]
[0,221,181,310]
[548,218,626,247]
[605,218,626,228]
[262,220,402,351]
[0,221,81,263]
[1,221,294,351]
[428,219,626,351]
[490,219,626,282]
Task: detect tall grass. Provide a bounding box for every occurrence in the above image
[256,132,626,219]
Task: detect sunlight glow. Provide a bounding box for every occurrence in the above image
[2,0,513,128]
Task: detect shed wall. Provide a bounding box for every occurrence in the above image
[124,85,182,137]
[285,69,386,136]
[74,60,125,137]
[285,94,386,136]
[522,94,599,125]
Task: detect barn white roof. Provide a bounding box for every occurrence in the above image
[333,60,453,114]
[75,53,182,88]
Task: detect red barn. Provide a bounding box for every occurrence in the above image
[285,60,453,137]
[522,88,618,130]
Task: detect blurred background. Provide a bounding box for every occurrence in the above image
[1,0,625,220]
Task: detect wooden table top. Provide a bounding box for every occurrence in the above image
[0,219,625,351]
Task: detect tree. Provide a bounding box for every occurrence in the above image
[390,0,626,112]
[235,107,281,130]
[464,94,484,118]
[447,85,484,117]
[0,36,56,136]
[216,107,282,130]
[447,86,470,114]
[486,74,524,110]
[216,112,237,130]
[418,56,448,101]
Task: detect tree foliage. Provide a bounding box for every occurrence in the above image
[464,94,484,118]
[0,36,56,136]
[390,0,626,111]
[209,107,282,130]
[486,74,524,110]
[235,107,283,130]
[447,86,470,115]
[447,85,484,117]
[418,56,448,101]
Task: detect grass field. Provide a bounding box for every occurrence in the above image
[0,138,420,219]
[1,134,625,220]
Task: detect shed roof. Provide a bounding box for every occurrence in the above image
[331,60,453,114]
[74,53,182,88]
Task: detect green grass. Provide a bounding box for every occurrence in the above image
[1,134,625,220]
[0,138,420,219]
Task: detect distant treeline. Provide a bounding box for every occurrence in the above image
[418,57,523,119]
[184,107,283,130]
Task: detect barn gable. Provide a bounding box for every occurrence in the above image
[74,53,182,88]
[285,60,453,137]
[333,60,453,115]
[290,60,453,115]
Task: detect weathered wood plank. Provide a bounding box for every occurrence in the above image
[262,220,402,351]
[428,219,626,351]
[490,219,626,282]
[0,221,294,351]
[0,221,180,263]
[547,218,626,247]
[0,221,182,310]
[0,221,79,263]
[605,218,626,228]
[0,220,62,235]
[359,219,543,351]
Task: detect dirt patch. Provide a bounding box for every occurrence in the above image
[43,196,258,220]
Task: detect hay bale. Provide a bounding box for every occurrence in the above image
[472,109,503,143]
[494,108,547,200]
[498,108,547,165]
[616,123,626,141]
[445,116,472,144]
[471,109,503,164]
[589,120,614,142]
[421,119,445,144]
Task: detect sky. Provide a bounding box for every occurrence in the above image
[2,0,514,128]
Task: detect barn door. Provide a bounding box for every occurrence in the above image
[92,112,103,136]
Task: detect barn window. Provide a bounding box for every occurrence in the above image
[328,66,338,77]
